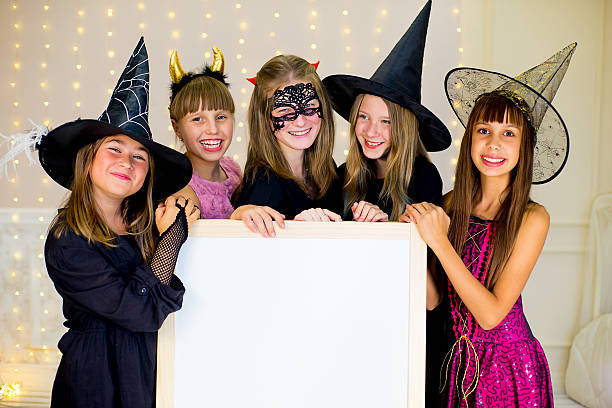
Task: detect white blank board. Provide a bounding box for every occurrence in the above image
[157,220,426,408]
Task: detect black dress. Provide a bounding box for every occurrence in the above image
[337,155,443,219]
[233,166,343,219]
[45,227,185,408]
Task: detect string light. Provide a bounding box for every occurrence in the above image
[0,383,22,399]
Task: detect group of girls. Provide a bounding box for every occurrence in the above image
[15,0,576,406]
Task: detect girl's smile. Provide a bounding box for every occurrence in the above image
[471,120,521,179]
[355,95,391,160]
[200,138,224,152]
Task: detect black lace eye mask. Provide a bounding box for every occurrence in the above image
[269,82,323,131]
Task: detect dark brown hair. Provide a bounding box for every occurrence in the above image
[446,92,535,289]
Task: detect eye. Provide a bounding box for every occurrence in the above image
[358,113,368,120]
[217,114,227,120]
[382,119,391,125]
[109,146,121,153]
[477,128,489,134]
[503,130,515,137]
[191,116,202,122]
[133,154,147,161]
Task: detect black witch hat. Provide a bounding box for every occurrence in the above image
[322,0,451,152]
[37,37,192,199]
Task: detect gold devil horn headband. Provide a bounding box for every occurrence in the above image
[169,50,186,84]
[211,46,225,75]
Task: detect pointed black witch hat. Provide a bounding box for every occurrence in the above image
[322,0,451,152]
[38,37,192,199]
[445,42,577,184]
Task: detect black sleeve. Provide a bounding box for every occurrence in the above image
[314,162,345,216]
[45,231,185,332]
[233,168,285,211]
[409,157,443,206]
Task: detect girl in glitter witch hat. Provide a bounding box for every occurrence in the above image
[13,37,200,407]
[402,42,577,407]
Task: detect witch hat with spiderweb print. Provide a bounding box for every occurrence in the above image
[38,37,191,199]
[445,42,577,184]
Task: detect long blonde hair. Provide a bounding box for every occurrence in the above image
[343,94,429,220]
[49,137,157,261]
[446,92,535,289]
[235,55,336,200]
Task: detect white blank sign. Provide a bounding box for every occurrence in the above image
[157,221,426,408]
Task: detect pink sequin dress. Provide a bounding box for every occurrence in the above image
[188,156,241,219]
[442,216,554,408]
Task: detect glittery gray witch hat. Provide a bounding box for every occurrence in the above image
[445,42,577,184]
[36,37,191,198]
[323,0,451,152]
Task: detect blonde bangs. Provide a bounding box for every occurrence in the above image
[169,76,235,120]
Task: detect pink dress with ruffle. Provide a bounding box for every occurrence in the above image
[188,156,241,219]
[442,216,554,408]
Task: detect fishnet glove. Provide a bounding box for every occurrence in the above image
[150,205,188,285]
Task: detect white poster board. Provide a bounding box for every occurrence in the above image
[157,220,426,408]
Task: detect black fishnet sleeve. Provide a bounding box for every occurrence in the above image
[149,206,188,285]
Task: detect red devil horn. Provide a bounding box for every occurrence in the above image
[311,61,320,70]
[247,76,257,85]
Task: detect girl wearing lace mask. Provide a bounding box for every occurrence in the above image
[34,38,199,407]
[231,55,343,235]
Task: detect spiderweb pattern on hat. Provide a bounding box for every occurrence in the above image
[99,39,151,139]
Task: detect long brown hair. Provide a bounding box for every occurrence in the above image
[49,136,157,261]
[446,92,535,289]
[235,54,336,200]
[343,94,429,220]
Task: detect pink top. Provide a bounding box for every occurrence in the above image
[188,156,242,219]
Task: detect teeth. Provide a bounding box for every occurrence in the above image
[483,156,504,163]
[289,129,309,136]
[365,140,383,147]
[201,140,221,148]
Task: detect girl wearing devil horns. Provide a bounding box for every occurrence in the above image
[232,55,343,235]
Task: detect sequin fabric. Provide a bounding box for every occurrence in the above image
[442,217,554,408]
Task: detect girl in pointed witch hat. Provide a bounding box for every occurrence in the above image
[324,4,451,406]
[12,37,200,407]
[323,0,451,223]
[231,54,344,231]
[402,42,577,407]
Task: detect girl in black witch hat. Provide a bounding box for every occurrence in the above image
[14,37,200,407]
[323,2,452,407]
[323,0,451,222]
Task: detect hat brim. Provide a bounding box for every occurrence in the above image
[445,67,569,184]
[323,74,451,152]
[38,119,192,200]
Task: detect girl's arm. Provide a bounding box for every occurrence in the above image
[404,202,549,330]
